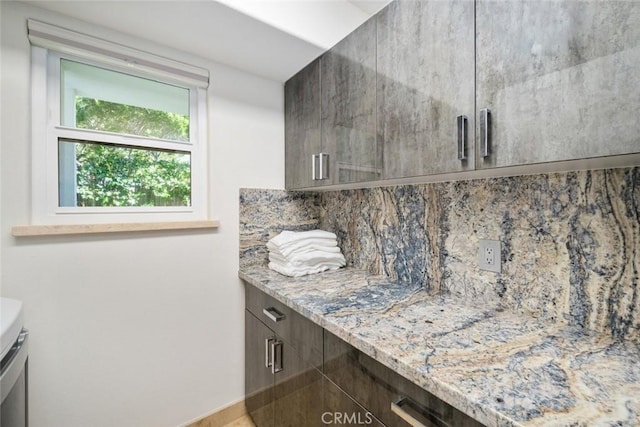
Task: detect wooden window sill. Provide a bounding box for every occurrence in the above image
[11,220,220,237]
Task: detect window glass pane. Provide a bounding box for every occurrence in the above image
[74,97,190,142]
[61,59,190,142]
[58,139,191,208]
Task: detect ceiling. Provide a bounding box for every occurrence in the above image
[24,0,391,82]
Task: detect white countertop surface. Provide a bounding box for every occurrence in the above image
[1,298,24,361]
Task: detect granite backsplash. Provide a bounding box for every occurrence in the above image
[239,189,322,268]
[240,167,639,342]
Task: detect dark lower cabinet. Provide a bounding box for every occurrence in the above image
[245,310,324,427]
[323,378,384,427]
[324,331,485,427]
[274,338,323,427]
[245,283,325,427]
[245,282,324,370]
[245,282,485,427]
[245,311,275,427]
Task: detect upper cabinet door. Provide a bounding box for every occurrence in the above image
[321,19,380,185]
[285,58,322,189]
[377,0,475,179]
[476,1,640,169]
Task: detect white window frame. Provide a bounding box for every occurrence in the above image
[29,22,209,225]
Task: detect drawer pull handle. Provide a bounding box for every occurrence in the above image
[391,397,448,427]
[263,307,286,323]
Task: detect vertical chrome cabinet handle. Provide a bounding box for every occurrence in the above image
[265,337,274,368]
[263,307,286,323]
[480,108,491,158]
[323,152,329,180]
[457,115,467,160]
[318,152,329,180]
[311,154,318,180]
[271,340,283,374]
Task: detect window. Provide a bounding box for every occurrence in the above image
[29,20,209,225]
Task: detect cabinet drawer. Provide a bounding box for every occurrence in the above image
[323,378,384,427]
[324,331,485,427]
[245,283,323,369]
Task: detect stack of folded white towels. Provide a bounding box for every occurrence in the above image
[267,230,346,277]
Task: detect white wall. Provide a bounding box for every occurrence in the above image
[0,2,284,426]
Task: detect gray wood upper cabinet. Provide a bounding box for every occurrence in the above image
[377,0,475,179]
[321,18,380,185]
[285,0,640,188]
[285,58,322,189]
[285,18,379,189]
[476,0,640,169]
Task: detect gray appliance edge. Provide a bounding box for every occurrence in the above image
[1,329,29,427]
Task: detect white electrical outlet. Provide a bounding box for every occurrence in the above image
[479,239,501,273]
[485,246,495,265]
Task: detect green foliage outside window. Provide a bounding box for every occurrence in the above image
[72,98,191,207]
[75,97,189,142]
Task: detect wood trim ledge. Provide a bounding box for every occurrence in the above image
[12,220,220,236]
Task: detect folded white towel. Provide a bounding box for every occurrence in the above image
[266,230,345,277]
[268,261,342,277]
[269,251,345,265]
[267,238,338,256]
[269,251,345,267]
[269,262,344,276]
[282,244,341,255]
[268,230,337,248]
[269,261,345,274]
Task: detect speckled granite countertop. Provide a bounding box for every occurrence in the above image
[239,265,640,427]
